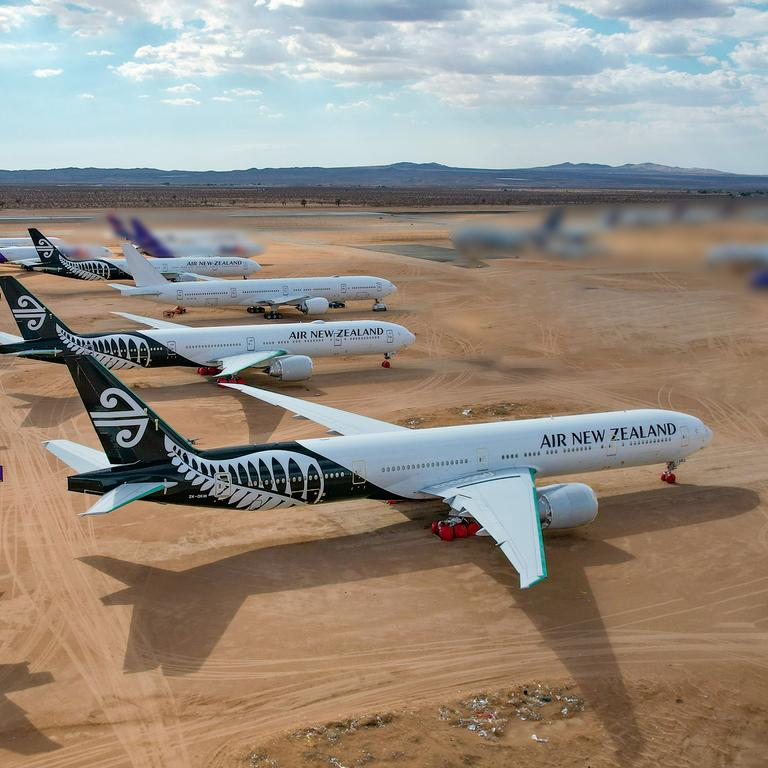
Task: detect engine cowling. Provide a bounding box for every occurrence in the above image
[537,483,598,529]
[267,355,313,381]
[298,297,330,315]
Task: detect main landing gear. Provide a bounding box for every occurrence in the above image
[217,375,245,384]
[431,517,481,541]
[197,366,222,376]
[372,301,387,312]
[248,305,283,319]
[661,459,684,484]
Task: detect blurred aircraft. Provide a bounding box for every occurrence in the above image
[108,214,263,259]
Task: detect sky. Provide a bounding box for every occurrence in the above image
[0,0,767,172]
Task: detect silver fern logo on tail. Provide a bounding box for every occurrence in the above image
[12,295,47,332]
[89,387,149,448]
[56,326,151,369]
[36,236,54,261]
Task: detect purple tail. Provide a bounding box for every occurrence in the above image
[107,213,133,241]
[130,218,174,259]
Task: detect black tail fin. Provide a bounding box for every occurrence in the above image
[28,227,64,269]
[64,355,200,465]
[0,275,72,340]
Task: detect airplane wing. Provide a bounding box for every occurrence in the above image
[220,383,407,436]
[111,311,191,329]
[212,350,287,377]
[79,481,177,517]
[422,468,547,589]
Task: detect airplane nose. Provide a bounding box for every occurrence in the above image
[388,281,397,294]
[404,330,416,346]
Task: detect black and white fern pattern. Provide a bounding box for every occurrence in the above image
[56,325,151,369]
[166,437,326,510]
[60,254,112,280]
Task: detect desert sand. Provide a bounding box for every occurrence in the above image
[0,207,767,767]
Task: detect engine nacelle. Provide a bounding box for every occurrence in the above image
[537,483,598,530]
[298,297,330,315]
[267,355,313,381]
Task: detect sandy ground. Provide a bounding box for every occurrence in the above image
[0,209,767,767]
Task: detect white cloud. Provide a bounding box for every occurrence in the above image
[0,4,44,33]
[33,68,63,78]
[78,92,95,99]
[165,82,201,93]
[325,99,371,110]
[213,95,235,101]
[730,40,768,70]
[86,49,114,57]
[161,97,201,106]
[225,87,262,97]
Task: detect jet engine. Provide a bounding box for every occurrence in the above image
[298,297,330,315]
[536,483,598,529]
[267,355,313,381]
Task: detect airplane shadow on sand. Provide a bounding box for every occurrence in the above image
[0,663,58,755]
[80,482,758,761]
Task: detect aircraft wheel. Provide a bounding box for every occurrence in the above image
[666,472,676,484]
[381,360,391,368]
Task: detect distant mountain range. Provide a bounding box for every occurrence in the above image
[0,161,766,190]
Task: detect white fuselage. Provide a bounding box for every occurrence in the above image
[122,275,396,308]
[144,319,414,364]
[296,409,711,498]
[116,255,261,279]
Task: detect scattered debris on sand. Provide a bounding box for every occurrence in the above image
[243,685,585,766]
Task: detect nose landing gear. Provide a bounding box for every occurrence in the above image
[381,352,393,368]
[661,459,683,484]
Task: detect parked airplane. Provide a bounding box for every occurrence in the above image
[0,276,413,379]
[707,243,768,269]
[26,228,261,281]
[0,240,112,267]
[450,209,564,261]
[111,241,397,318]
[45,355,712,588]
[108,214,263,259]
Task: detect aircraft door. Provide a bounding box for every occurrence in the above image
[680,426,689,447]
[352,460,366,485]
[386,329,394,344]
[341,282,347,294]
[376,280,383,293]
[230,286,238,299]
[167,340,177,358]
[476,448,488,468]
[176,288,183,302]
[282,284,289,296]
[247,336,255,352]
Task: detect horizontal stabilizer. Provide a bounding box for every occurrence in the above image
[220,383,407,436]
[80,481,176,517]
[108,283,162,296]
[111,311,190,329]
[214,349,286,377]
[43,439,111,473]
[0,331,24,345]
